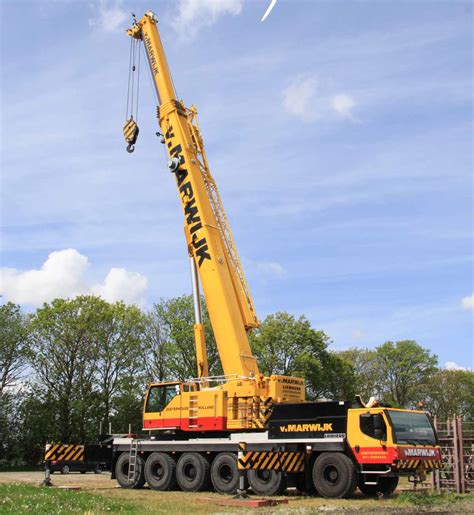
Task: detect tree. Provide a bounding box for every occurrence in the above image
[337,348,378,401]
[250,312,355,400]
[374,340,438,408]
[419,369,474,421]
[95,301,146,429]
[0,302,30,396]
[143,295,221,382]
[29,296,103,442]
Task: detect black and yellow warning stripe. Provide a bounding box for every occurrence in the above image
[44,443,84,462]
[251,396,273,429]
[238,444,304,473]
[123,118,139,144]
[396,459,441,470]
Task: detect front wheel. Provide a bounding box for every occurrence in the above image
[312,453,357,498]
[247,469,286,496]
[359,476,399,497]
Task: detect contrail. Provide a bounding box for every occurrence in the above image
[261,0,277,22]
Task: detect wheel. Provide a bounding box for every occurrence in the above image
[115,452,146,489]
[247,469,286,496]
[211,453,241,494]
[358,476,399,497]
[145,452,177,491]
[176,452,210,492]
[60,465,70,475]
[312,453,357,498]
[80,471,86,474]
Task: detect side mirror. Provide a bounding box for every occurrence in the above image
[373,414,385,440]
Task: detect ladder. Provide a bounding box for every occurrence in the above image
[128,439,139,482]
[188,395,199,428]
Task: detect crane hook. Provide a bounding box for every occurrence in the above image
[126,143,135,153]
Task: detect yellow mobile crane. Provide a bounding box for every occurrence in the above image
[124,11,305,436]
[110,11,442,498]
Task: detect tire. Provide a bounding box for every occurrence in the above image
[247,469,286,496]
[358,476,399,497]
[145,452,177,491]
[115,452,146,489]
[60,465,70,475]
[176,452,211,492]
[80,471,86,474]
[211,453,241,494]
[312,453,357,498]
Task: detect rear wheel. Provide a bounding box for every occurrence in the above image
[247,469,286,496]
[358,476,399,497]
[312,453,357,498]
[115,452,146,489]
[176,452,210,492]
[145,452,177,491]
[211,453,240,494]
[60,465,70,475]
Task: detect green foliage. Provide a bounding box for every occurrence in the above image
[374,340,438,407]
[419,369,474,421]
[0,483,137,514]
[0,302,30,395]
[336,348,378,401]
[250,312,356,400]
[395,490,472,506]
[143,295,221,381]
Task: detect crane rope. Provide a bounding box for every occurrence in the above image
[124,36,141,152]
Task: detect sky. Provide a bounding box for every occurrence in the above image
[0,0,472,369]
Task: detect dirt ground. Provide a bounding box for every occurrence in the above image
[0,471,472,513]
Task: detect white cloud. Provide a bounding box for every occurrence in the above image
[283,76,356,122]
[332,94,355,117]
[283,76,318,122]
[444,361,467,371]
[89,0,128,33]
[0,249,148,306]
[461,294,474,310]
[174,0,243,40]
[92,268,148,305]
[256,261,285,278]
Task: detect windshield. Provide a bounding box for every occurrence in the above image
[386,410,436,445]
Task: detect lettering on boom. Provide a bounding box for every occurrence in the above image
[165,125,211,267]
[144,34,159,76]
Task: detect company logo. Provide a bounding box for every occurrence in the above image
[165,125,211,267]
[143,34,159,75]
[261,0,278,22]
[280,423,333,433]
[402,448,438,458]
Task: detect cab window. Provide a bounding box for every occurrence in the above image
[360,413,386,440]
[145,384,180,413]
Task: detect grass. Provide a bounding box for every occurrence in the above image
[0,484,138,514]
[1,480,473,514]
[395,490,474,507]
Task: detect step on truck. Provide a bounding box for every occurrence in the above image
[111,10,443,498]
